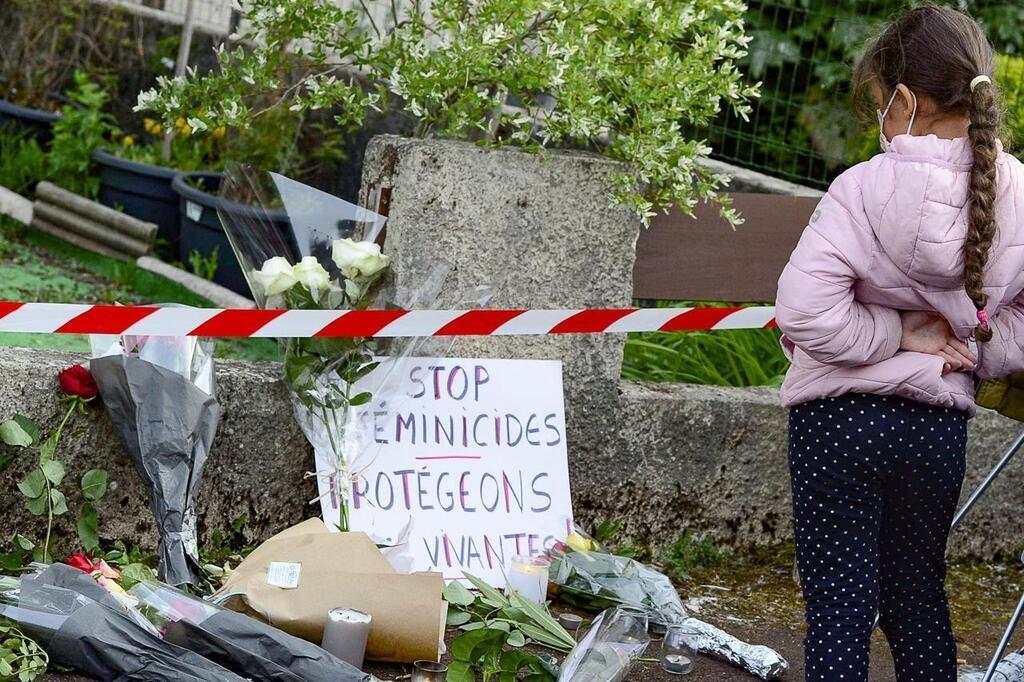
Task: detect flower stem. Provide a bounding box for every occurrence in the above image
[42,400,77,562]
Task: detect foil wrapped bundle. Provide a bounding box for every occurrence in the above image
[960,652,1024,682]
[680,616,788,680]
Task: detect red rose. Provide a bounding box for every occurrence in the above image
[58,365,98,400]
[66,552,95,573]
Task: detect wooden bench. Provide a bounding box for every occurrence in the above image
[634,192,820,304]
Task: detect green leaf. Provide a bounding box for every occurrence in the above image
[450,627,503,662]
[349,391,372,406]
[119,563,156,589]
[40,459,65,486]
[14,535,34,551]
[77,502,99,552]
[447,610,473,626]
[81,469,108,500]
[0,419,33,448]
[39,434,57,463]
[506,630,527,647]
[17,469,45,499]
[24,494,46,516]
[49,489,68,515]
[462,572,509,608]
[443,580,476,606]
[447,660,474,682]
[507,592,575,648]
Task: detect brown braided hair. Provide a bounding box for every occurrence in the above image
[853,5,1001,341]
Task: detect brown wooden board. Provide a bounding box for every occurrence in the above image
[633,192,820,304]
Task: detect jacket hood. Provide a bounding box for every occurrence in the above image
[861,134,990,288]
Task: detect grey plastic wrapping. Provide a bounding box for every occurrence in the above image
[0,581,244,681]
[129,580,372,681]
[557,609,645,682]
[550,550,788,680]
[89,332,219,586]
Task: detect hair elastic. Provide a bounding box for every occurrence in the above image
[977,308,991,332]
[970,75,992,92]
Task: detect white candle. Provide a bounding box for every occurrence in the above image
[321,607,372,669]
[506,555,550,603]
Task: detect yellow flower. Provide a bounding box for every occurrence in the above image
[122,135,135,147]
[175,117,192,136]
[143,117,162,135]
[566,533,595,553]
[213,126,227,139]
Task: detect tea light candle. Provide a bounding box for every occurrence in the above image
[557,613,583,633]
[412,659,448,682]
[321,607,372,670]
[506,555,550,603]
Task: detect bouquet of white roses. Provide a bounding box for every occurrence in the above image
[216,165,409,530]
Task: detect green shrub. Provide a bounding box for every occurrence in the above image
[658,532,729,582]
[0,130,47,195]
[137,0,759,226]
[47,72,119,198]
[997,55,1024,148]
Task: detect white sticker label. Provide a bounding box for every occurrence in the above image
[266,561,301,589]
[186,200,203,222]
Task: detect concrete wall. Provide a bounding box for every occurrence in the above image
[1,137,1022,560]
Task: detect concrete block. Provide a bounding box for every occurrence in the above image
[360,136,641,461]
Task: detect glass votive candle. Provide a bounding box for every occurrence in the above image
[558,612,584,633]
[412,660,448,682]
[661,624,699,675]
[505,554,550,603]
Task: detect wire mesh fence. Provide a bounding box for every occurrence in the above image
[706,0,1024,189]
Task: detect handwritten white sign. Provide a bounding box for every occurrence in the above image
[316,357,573,587]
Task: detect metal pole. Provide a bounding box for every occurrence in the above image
[162,0,198,162]
[982,590,1024,682]
[951,431,1024,531]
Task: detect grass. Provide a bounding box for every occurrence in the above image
[622,302,788,387]
[0,217,280,361]
[656,532,731,582]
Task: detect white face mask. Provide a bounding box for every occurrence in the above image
[877,87,918,152]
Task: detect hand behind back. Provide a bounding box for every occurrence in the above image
[899,311,976,374]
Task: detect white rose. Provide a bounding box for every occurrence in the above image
[331,238,390,282]
[292,256,331,294]
[252,256,298,296]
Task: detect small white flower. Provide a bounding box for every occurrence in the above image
[186,117,208,133]
[253,256,298,296]
[331,238,390,282]
[292,256,331,295]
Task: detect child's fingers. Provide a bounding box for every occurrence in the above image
[936,349,965,371]
[942,344,976,371]
[946,337,977,364]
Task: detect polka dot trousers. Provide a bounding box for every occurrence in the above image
[789,393,967,682]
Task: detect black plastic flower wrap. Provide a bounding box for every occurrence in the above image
[88,326,218,586]
[216,165,490,540]
[0,564,244,681]
[128,579,372,681]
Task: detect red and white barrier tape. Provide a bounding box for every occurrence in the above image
[0,302,777,338]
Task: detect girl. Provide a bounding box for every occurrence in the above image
[776,6,1024,681]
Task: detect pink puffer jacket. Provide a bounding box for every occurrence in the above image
[776,134,1024,416]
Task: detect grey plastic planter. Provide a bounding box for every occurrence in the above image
[92,149,182,253]
[0,98,62,145]
[173,172,290,298]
